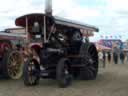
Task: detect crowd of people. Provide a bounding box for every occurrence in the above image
[98,49,128,68]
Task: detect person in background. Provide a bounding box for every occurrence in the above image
[103,50,106,68]
[113,52,118,64]
[120,50,125,64]
[108,51,111,64]
[113,46,119,64]
[98,51,103,67]
[126,52,128,64]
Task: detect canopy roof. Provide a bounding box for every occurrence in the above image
[0,32,26,40]
[15,13,99,32]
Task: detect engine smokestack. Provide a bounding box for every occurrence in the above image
[45,0,52,15]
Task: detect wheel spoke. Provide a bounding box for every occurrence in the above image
[88,47,94,53]
[90,51,96,57]
[27,60,38,84]
[88,66,96,72]
[87,69,94,77]
[9,56,15,63]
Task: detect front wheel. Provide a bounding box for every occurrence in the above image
[23,58,40,86]
[56,58,72,88]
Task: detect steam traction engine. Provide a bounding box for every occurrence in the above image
[15,13,99,87]
[0,33,25,79]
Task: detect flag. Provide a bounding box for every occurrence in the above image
[100,35,103,38]
[105,36,108,39]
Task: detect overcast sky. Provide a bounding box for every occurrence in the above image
[0,0,128,42]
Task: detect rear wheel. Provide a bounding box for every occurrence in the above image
[2,50,23,79]
[79,43,98,80]
[23,58,40,86]
[56,58,72,88]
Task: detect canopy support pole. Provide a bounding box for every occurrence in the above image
[44,16,47,43]
[25,16,28,42]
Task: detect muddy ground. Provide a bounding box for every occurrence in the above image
[0,63,128,96]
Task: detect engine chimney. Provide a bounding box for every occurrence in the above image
[45,0,52,15]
